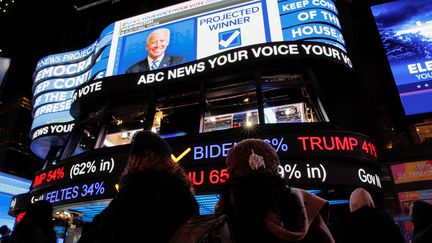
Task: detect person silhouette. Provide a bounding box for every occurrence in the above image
[343,187,404,243]
[216,138,335,243]
[8,200,56,243]
[92,131,199,243]
[410,200,432,243]
[126,28,184,73]
[0,225,11,243]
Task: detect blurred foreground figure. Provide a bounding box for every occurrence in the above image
[89,131,199,243]
[9,200,56,243]
[343,187,404,243]
[0,225,11,243]
[216,138,335,243]
[410,200,432,243]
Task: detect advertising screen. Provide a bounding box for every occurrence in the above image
[31,0,349,158]
[371,0,432,116]
[390,160,432,184]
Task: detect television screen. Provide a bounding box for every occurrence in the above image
[371,0,432,116]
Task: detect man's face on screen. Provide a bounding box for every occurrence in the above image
[146,29,169,60]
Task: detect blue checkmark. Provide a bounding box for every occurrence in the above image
[218,28,241,50]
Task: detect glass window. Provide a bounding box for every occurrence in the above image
[264,102,306,123]
[410,121,432,145]
[261,73,321,123]
[153,84,201,137]
[203,79,258,133]
[102,108,147,147]
[71,124,99,156]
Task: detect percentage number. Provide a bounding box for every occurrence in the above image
[70,161,97,178]
[278,164,301,179]
[46,167,65,182]
[361,141,378,158]
[188,169,229,186]
[264,138,288,152]
[80,181,105,197]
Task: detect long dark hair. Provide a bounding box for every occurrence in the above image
[120,151,193,191]
[10,200,56,243]
[221,174,305,240]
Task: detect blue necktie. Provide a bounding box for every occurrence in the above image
[151,60,159,70]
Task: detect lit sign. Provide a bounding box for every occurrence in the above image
[169,130,378,167]
[31,147,127,190]
[31,178,117,207]
[31,0,350,158]
[390,160,432,184]
[29,24,113,158]
[371,0,432,116]
[23,124,381,211]
[398,189,432,214]
[166,125,381,192]
[185,159,381,193]
[71,42,352,109]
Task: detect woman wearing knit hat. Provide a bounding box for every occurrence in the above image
[89,131,199,243]
[342,187,404,243]
[216,138,335,243]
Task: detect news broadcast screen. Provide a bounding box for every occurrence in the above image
[31,0,345,157]
[371,0,432,116]
[106,0,343,75]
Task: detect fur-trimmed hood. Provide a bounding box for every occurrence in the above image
[265,188,335,243]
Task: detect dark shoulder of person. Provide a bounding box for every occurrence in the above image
[125,60,147,74]
[345,207,404,243]
[1,235,10,243]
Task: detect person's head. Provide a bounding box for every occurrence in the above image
[226,138,280,178]
[0,225,10,236]
[122,130,172,178]
[349,187,375,212]
[146,28,170,60]
[22,200,54,227]
[410,200,432,228]
[121,130,193,190]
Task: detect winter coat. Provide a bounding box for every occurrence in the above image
[342,207,405,243]
[218,175,335,243]
[411,200,432,243]
[8,200,56,243]
[91,169,199,243]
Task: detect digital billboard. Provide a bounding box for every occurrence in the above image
[390,160,432,184]
[31,0,350,158]
[371,0,432,116]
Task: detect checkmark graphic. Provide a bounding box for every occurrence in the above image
[171,147,191,163]
[219,29,241,49]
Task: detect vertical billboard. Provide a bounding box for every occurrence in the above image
[31,0,349,158]
[371,0,432,116]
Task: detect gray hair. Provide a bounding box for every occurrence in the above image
[146,28,170,44]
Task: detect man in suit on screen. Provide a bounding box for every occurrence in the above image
[126,28,184,73]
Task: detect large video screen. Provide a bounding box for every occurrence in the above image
[371,0,432,116]
[31,0,346,158]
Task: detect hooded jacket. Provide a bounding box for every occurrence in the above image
[218,175,335,243]
[343,188,404,243]
[93,170,199,243]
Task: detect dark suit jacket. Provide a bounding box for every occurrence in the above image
[125,55,184,74]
